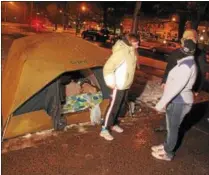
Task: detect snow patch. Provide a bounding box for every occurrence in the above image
[2,123,92,153]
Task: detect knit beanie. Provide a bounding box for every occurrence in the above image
[181,39,196,55]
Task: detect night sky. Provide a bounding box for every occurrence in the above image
[34,1,159,15]
[33,1,209,20]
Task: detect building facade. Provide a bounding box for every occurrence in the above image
[121,15,179,41]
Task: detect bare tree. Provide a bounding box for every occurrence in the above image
[66,2,103,26]
[46,3,59,30]
[131,1,141,34]
[153,2,209,40]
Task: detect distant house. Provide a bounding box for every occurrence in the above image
[197,21,209,45]
[121,15,179,41]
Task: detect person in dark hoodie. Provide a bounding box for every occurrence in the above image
[100,33,139,141]
[155,47,209,132]
[154,23,199,132]
[198,50,209,122]
[152,39,197,161]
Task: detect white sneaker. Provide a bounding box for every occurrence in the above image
[151,151,172,161]
[112,125,124,133]
[151,144,164,152]
[100,129,114,141]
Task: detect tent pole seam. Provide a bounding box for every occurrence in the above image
[2,114,13,142]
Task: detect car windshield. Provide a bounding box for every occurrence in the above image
[100,29,109,34]
[89,29,98,32]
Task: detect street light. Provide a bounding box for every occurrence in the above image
[81,5,86,12]
[3,2,14,22]
[172,17,176,22]
[171,14,179,23]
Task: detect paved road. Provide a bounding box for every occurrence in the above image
[83,38,167,62]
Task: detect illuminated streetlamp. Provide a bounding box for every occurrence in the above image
[172,17,176,22]
[163,40,167,44]
[81,5,86,12]
[171,14,179,23]
[76,4,88,35]
[3,2,14,22]
[200,36,204,41]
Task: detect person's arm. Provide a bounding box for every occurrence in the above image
[103,51,125,88]
[156,63,191,111]
[162,54,177,84]
[204,60,209,73]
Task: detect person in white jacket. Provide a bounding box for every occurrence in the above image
[100,33,139,141]
[151,39,197,161]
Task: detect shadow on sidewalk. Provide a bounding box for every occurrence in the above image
[174,100,209,151]
[2,33,27,39]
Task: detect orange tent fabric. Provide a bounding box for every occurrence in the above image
[2,33,111,127]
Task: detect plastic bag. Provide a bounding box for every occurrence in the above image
[89,104,101,125]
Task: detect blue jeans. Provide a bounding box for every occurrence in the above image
[164,103,192,158]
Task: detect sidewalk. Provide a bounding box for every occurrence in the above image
[2,105,209,175]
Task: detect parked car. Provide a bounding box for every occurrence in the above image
[81,28,110,42]
[107,32,121,44]
[139,39,162,52]
[152,41,181,54]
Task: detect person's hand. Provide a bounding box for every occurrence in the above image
[194,92,199,96]
[206,72,209,80]
[155,107,166,113]
[155,103,166,113]
[136,64,140,70]
[161,83,165,89]
[107,83,116,89]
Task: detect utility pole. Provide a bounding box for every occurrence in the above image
[4,2,7,22]
[30,1,33,19]
[23,3,26,23]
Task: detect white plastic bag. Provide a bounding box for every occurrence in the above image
[89,104,101,125]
